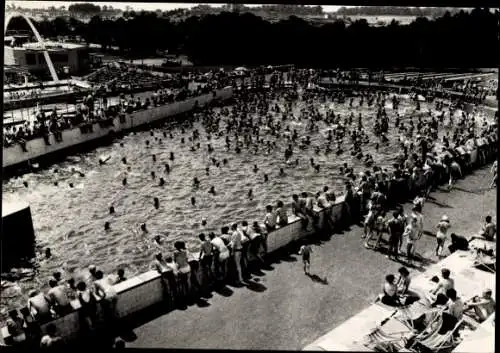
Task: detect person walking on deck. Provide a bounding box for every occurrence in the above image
[298,243,313,274]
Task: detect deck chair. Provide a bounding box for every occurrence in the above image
[473,255,496,273]
[410,315,463,353]
[406,308,445,346]
[364,324,411,352]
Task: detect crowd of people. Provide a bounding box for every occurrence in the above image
[2,67,497,349]
[2,81,217,149]
[4,266,127,348]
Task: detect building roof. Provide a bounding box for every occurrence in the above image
[22,40,86,50]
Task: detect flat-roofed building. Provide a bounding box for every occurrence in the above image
[4,36,91,77]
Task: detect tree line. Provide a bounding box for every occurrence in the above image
[7,8,498,67]
[336,7,465,18]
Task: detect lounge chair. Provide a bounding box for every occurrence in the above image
[473,254,496,273]
[364,323,411,352]
[409,317,463,353]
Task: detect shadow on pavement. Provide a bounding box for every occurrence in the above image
[306,273,329,285]
[214,285,234,297]
[245,280,267,292]
[427,199,453,208]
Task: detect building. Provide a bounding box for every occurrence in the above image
[4,35,91,78]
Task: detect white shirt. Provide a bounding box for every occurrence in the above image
[95,277,118,299]
[264,212,277,228]
[211,237,228,254]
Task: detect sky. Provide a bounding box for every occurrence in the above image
[6,1,346,13]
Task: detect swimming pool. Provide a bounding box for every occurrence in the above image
[0,90,473,320]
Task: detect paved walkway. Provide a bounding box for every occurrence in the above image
[129,165,496,350]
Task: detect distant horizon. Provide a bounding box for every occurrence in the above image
[6,2,347,13]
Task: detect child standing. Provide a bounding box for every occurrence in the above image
[298,244,313,274]
[436,215,451,257]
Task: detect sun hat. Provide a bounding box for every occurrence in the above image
[441,215,449,222]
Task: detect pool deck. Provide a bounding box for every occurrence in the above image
[127,165,496,350]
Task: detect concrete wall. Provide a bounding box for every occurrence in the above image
[3,87,234,168]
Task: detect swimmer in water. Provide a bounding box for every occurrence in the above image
[109,206,115,214]
[122,178,127,186]
[201,217,207,226]
[170,152,174,161]
[209,186,216,195]
[146,140,150,146]
[45,248,52,259]
[151,171,156,179]
[159,178,165,186]
[140,223,148,233]
[253,165,259,173]
[152,154,156,162]
[191,197,196,206]
[54,181,58,186]
[248,189,253,200]
[193,177,200,187]
[78,172,85,177]
[314,164,320,173]
[154,197,160,209]
[69,183,74,188]
[23,181,28,188]
[122,157,127,164]
[165,164,170,174]
[205,167,210,175]
[105,222,110,231]
[223,158,228,165]
[181,137,185,144]
[120,143,124,147]
[279,168,285,176]
[264,174,269,182]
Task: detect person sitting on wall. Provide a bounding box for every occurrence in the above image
[112,268,127,284]
[264,205,278,232]
[47,279,72,317]
[276,200,288,227]
[27,290,52,323]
